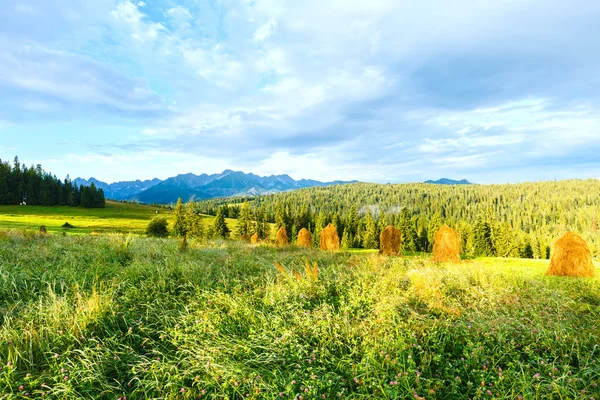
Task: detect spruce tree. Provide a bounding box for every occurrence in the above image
[255,204,270,239]
[236,201,252,238]
[213,206,231,239]
[362,211,378,249]
[173,198,187,237]
[185,201,204,238]
[341,228,353,249]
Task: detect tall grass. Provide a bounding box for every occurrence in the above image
[0,233,599,399]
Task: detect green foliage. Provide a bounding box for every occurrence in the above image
[0,235,599,399]
[254,204,270,239]
[172,198,186,237]
[145,217,169,237]
[213,206,231,239]
[235,201,252,238]
[184,200,204,239]
[362,211,378,249]
[0,156,104,207]
[195,180,600,257]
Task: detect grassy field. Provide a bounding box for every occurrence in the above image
[0,201,239,235]
[0,233,599,399]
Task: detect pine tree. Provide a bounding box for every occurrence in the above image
[185,201,204,238]
[213,206,231,239]
[341,228,353,249]
[474,219,494,256]
[236,201,252,238]
[255,204,270,239]
[172,198,187,237]
[399,208,417,252]
[362,211,378,249]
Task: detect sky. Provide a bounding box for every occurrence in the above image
[1,0,600,184]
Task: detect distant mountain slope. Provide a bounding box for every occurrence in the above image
[73,177,162,200]
[75,171,356,204]
[424,178,471,185]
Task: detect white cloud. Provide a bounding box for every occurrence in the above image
[111,1,166,42]
[253,19,277,42]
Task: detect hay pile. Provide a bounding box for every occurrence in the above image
[433,226,461,263]
[250,233,259,244]
[297,228,312,248]
[275,226,289,246]
[320,224,339,251]
[546,232,595,277]
[379,225,402,256]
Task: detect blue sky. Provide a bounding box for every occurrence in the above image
[1,0,599,183]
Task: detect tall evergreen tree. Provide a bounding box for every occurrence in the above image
[172,198,187,237]
[236,201,252,238]
[362,211,378,249]
[213,206,231,239]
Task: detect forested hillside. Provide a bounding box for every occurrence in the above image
[196,180,600,258]
[0,157,105,208]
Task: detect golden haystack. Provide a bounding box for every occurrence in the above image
[433,226,461,263]
[546,232,595,277]
[240,234,250,242]
[275,226,290,246]
[250,232,259,244]
[297,228,313,248]
[320,224,340,251]
[379,225,402,256]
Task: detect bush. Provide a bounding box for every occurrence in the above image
[145,217,169,238]
[62,222,75,229]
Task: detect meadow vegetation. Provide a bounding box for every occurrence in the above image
[0,201,238,236]
[1,233,599,399]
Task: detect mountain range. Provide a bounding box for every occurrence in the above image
[424,178,471,185]
[74,171,356,204]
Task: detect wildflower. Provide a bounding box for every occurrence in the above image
[534,373,540,379]
[180,388,185,393]
[279,393,283,397]
[64,376,68,381]
[19,385,24,391]
[487,390,492,396]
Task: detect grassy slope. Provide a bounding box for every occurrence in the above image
[0,201,239,235]
[0,234,599,399]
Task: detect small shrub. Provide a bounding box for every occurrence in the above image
[39,225,47,234]
[62,222,75,229]
[146,217,169,238]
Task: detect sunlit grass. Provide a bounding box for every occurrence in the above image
[0,234,598,398]
[0,201,239,235]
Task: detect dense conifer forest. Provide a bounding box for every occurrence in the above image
[195,180,600,258]
[0,157,105,208]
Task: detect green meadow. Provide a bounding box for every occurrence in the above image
[0,232,599,399]
[0,201,239,235]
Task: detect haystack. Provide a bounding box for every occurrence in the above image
[297,228,313,249]
[546,232,595,277]
[433,226,461,263]
[275,226,289,246]
[379,225,402,256]
[250,233,259,244]
[320,224,339,251]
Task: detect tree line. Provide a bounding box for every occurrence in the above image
[193,180,600,258]
[0,156,105,208]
